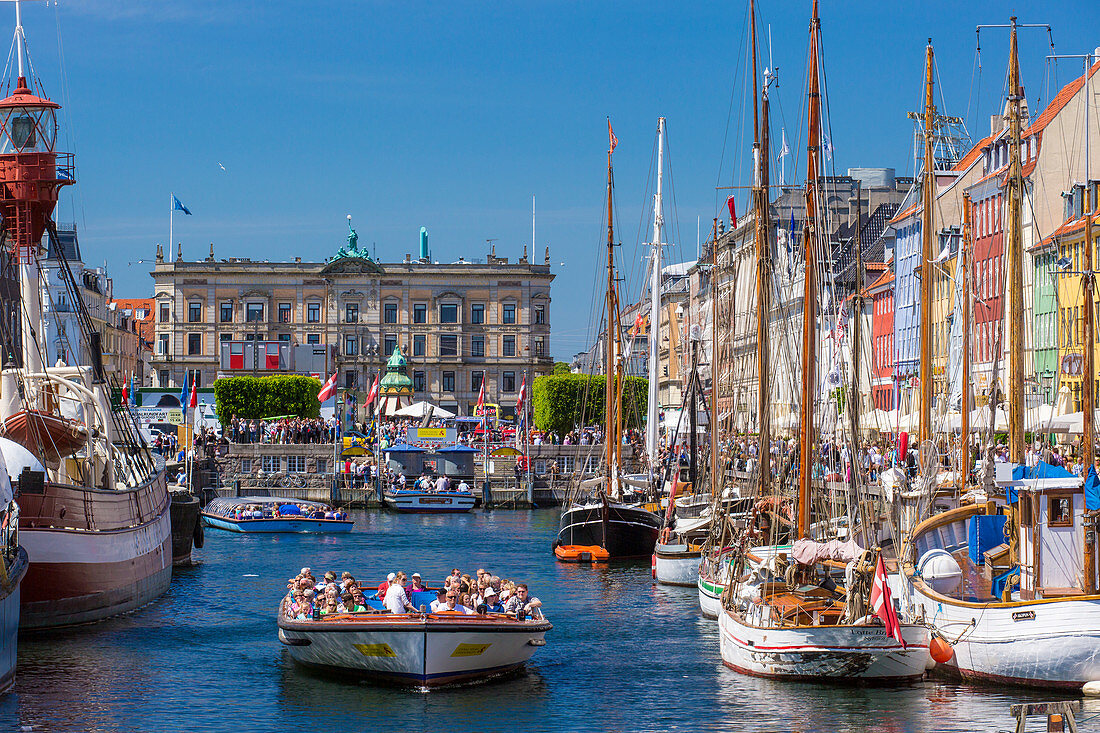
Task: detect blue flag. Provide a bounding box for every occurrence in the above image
[179,370,189,417]
[130,373,137,407]
[172,195,192,216]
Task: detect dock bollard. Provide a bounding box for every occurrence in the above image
[483,479,493,509]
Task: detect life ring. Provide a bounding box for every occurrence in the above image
[660,527,672,544]
[193,517,205,549]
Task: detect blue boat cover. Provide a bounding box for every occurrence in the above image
[1086,464,1100,511]
[1007,461,1076,503]
[437,444,478,453]
[279,504,301,515]
[385,443,425,453]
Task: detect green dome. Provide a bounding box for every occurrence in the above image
[380,345,412,395]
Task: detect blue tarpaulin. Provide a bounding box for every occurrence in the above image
[278,504,301,515]
[1086,465,1100,511]
[1008,461,1076,503]
[385,443,425,453]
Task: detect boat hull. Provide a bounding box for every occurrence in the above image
[170,491,201,565]
[278,612,552,687]
[383,491,476,514]
[697,572,724,618]
[17,475,172,629]
[0,547,28,694]
[202,514,353,533]
[555,503,660,560]
[2,409,87,462]
[654,542,701,587]
[719,609,930,682]
[908,581,1100,688]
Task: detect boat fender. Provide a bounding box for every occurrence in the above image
[929,636,954,665]
[193,517,205,549]
[1082,681,1100,696]
[660,527,671,544]
[527,639,546,646]
[651,554,657,579]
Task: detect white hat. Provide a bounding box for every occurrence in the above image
[500,589,511,601]
[483,587,498,598]
[300,567,310,574]
[387,572,396,581]
[412,572,421,579]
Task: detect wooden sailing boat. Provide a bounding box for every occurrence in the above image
[554,121,661,561]
[716,2,930,680]
[903,19,1100,689]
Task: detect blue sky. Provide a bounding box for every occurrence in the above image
[13,0,1100,358]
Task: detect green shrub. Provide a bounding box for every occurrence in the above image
[532,374,647,436]
[212,375,322,424]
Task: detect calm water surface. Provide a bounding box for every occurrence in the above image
[2,508,1096,732]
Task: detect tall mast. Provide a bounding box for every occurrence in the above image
[850,184,863,445]
[919,40,935,445]
[647,119,665,467]
[1082,56,1095,482]
[797,0,821,539]
[961,192,973,490]
[605,118,617,502]
[752,0,773,498]
[1005,17,1025,463]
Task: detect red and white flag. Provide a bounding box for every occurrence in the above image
[121,376,130,406]
[516,374,527,416]
[870,554,906,648]
[317,372,338,403]
[727,194,737,222]
[365,374,380,405]
[475,379,486,413]
[188,378,198,410]
[608,118,618,154]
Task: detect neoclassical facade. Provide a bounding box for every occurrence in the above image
[150,240,554,417]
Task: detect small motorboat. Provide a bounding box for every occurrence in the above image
[554,545,609,563]
[2,409,87,462]
[383,489,475,514]
[202,497,353,533]
[277,594,551,687]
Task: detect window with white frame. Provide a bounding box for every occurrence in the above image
[261,455,281,472]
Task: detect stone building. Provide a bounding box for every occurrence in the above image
[150,228,554,418]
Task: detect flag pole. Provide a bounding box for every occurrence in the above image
[169,192,174,255]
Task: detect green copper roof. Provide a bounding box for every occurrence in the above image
[380,345,412,394]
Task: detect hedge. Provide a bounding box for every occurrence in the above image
[532,374,648,437]
[212,375,322,423]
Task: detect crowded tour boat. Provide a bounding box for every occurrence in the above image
[277,566,551,687]
[383,473,476,514]
[202,498,353,533]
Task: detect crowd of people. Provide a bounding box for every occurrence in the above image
[229,503,348,521]
[284,566,543,620]
[227,415,334,445]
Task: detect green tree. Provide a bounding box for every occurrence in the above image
[532,374,647,436]
[212,375,322,424]
[553,361,571,375]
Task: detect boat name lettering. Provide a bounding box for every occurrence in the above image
[420,498,454,505]
[1012,611,1035,621]
[353,643,397,657]
[451,643,492,657]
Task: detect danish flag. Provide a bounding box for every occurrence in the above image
[475,379,486,414]
[516,374,527,416]
[870,554,906,648]
[317,372,338,403]
[366,374,380,405]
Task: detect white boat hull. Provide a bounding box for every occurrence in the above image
[908,582,1100,687]
[383,491,476,513]
[719,609,930,681]
[278,612,551,687]
[697,572,724,618]
[654,542,700,587]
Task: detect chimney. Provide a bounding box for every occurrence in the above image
[544,245,550,265]
[176,243,183,262]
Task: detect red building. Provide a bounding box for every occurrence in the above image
[867,269,895,410]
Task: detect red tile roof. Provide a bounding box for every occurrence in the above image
[1024,59,1100,138]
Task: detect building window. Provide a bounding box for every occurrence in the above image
[440,304,458,323]
[345,335,358,356]
[261,455,280,472]
[503,303,516,324]
[471,336,484,357]
[502,371,516,392]
[278,333,291,342]
[157,334,169,355]
[187,333,202,355]
[534,337,545,356]
[316,459,327,474]
[344,370,358,389]
[307,302,320,323]
[472,370,484,391]
[384,334,397,355]
[384,302,397,323]
[159,302,170,322]
[440,334,458,356]
[413,370,426,392]
[278,303,292,323]
[346,303,359,323]
[471,303,484,324]
[246,303,264,322]
[306,334,320,345]
[188,302,202,323]
[241,458,252,473]
[413,334,426,357]
[159,369,169,386]
[220,333,232,343]
[1049,495,1073,527]
[287,456,306,473]
[220,301,233,323]
[534,304,545,324]
[413,303,427,324]
[503,335,516,357]
[442,371,455,392]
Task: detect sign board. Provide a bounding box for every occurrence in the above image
[135,407,184,426]
[409,427,456,444]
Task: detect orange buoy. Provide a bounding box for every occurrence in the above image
[651,554,657,578]
[554,545,610,563]
[929,636,954,664]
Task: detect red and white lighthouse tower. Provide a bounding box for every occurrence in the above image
[0,0,73,373]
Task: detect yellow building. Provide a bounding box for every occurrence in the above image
[1050,205,1100,411]
[915,235,960,409]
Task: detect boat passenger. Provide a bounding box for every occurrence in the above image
[320,599,340,616]
[344,591,367,613]
[376,572,395,600]
[504,584,543,619]
[482,588,505,613]
[440,591,475,615]
[406,573,425,594]
[295,601,314,621]
[384,572,417,614]
[429,589,447,612]
[338,572,355,592]
[457,479,470,493]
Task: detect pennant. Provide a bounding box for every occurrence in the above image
[179,370,190,417]
[870,554,906,648]
[727,195,737,223]
[476,378,486,412]
[172,194,192,216]
[317,372,338,403]
[823,131,834,161]
[189,378,198,410]
[121,377,129,406]
[608,118,618,154]
[516,374,527,416]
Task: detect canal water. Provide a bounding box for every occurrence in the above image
[2,509,1097,732]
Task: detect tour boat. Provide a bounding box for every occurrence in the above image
[383,489,475,514]
[0,485,28,693]
[277,598,552,687]
[202,497,353,533]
